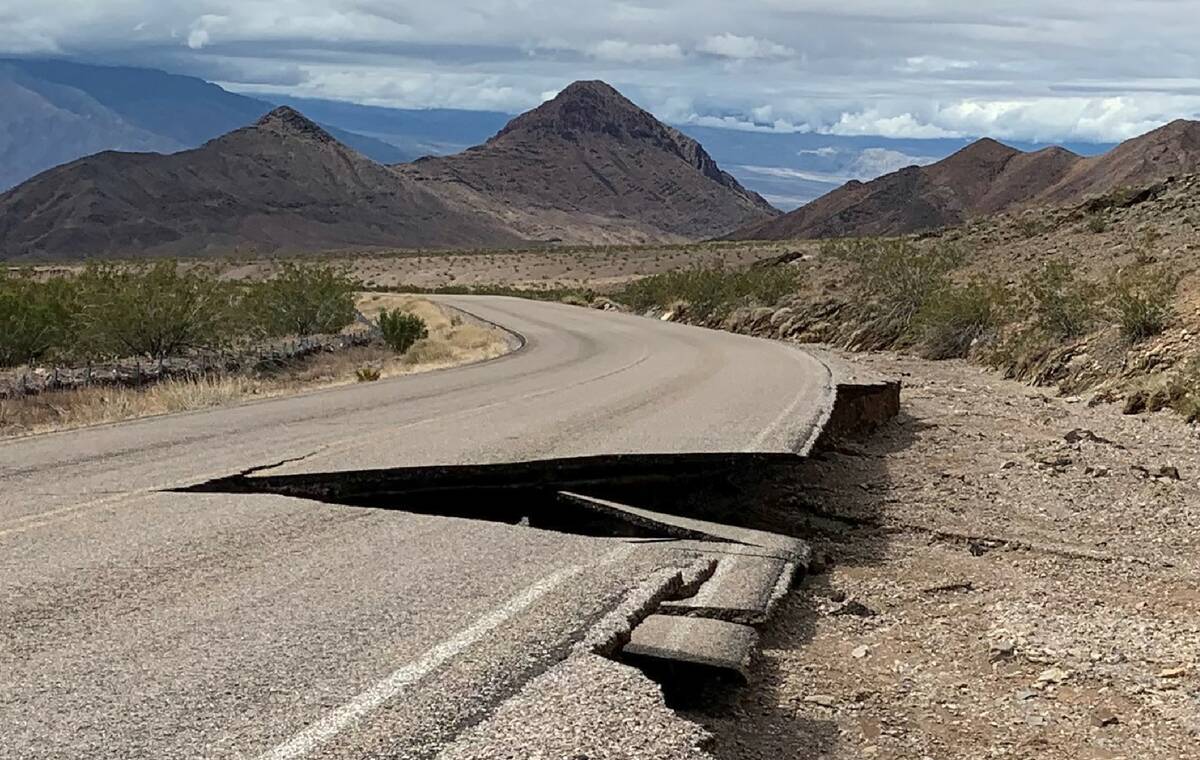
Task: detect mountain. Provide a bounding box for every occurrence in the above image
[0,59,413,190]
[0,59,1118,212]
[396,81,778,243]
[1039,119,1200,204]
[731,122,1200,240]
[0,108,521,259]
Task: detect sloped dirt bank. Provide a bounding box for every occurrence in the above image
[684,349,1199,759]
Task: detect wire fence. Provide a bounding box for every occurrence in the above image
[0,332,375,400]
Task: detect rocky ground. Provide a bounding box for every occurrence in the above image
[684,349,1200,759]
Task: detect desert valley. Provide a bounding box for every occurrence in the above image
[3,12,1200,758]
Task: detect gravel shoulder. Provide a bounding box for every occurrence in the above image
[686,349,1200,759]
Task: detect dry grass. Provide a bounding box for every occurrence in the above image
[356,293,512,377]
[0,295,512,438]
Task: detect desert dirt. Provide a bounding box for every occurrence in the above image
[0,295,513,437]
[679,348,1199,759]
[210,241,795,291]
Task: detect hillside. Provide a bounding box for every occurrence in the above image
[732,121,1200,240]
[0,108,521,259]
[397,81,778,243]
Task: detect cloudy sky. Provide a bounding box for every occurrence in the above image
[3,0,1199,142]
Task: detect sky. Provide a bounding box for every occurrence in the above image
[3,0,1200,143]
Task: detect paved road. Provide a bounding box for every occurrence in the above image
[0,297,833,759]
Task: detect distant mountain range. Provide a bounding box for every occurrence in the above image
[0,58,1113,211]
[0,85,775,258]
[0,107,524,258]
[0,59,415,191]
[729,120,1200,241]
[2,57,1194,258]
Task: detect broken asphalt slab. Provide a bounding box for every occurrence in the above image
[623,615,759,683]
[659,554,796,625]
[557,491,811,565]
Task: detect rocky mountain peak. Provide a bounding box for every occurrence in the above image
[945,137,1021,165]
[494,79,666,143]
[254,106,334,142]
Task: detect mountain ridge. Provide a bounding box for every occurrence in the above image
[730,122,1200,240]
[0,58,415,191]
[0,83,774,258]
[0,106,523,259]
[397,81,777,244]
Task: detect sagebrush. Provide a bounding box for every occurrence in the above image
[615,265,800,320]
[378,309,428,353]
[0,261,359,369]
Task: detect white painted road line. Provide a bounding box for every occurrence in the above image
[255,544,633,760]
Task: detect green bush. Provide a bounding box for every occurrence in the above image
[378,309,428,353]
[1022,261,1096,340]
[1107,266,1177,342]
[245,262,357,338]
[914,278,1011,360]
[825,238,965,344]
[0,274,76,367]
[615,265,800,320]
[73,262,239,363]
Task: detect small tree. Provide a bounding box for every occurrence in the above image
[378,309,428,354]
[0,274,75,367]
[246,262,357,338]
[76,262,236,364]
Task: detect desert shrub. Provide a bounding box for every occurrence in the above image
[826,238,965,344]
[354,366,382,382]
[1016,217,1048,238]
[615,265,800,320]
[0,274,76,367]
[914,278,1011,360]
[74,262,238,362]
[1085,214,1108,233]
[1107,265,1177,342]
[1022,261,1097,340]
[245,262,357,338]
[378,309,428,353]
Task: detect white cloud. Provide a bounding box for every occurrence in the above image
[186,14,228,50]
[698,34,794,60]
[897,56,976,74]
[186,28,209,49]
[829,111,960,139]
[589,40,684,62]
[4,1,1200,142]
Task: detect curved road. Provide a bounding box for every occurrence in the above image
[0,297,833,759]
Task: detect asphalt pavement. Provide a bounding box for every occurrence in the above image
[0,297,834,759]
